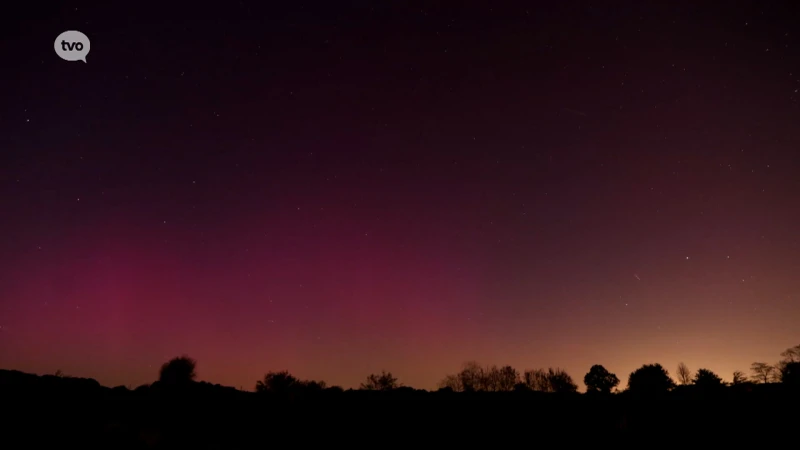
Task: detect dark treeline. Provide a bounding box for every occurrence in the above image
[2,344,799,447]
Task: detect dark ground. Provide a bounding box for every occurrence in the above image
[2,369,797,447]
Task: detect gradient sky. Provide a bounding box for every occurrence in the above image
[1,1,798,391]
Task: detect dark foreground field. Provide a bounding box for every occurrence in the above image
[2,369,798,448]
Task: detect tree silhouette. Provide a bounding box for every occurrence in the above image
[512,382,529,392]
[583,364,620,394]
[627,364,675,395]
[780,344,800,363]
[480,364,500,391]
[495,365,520,391]
[158,355,197,386]
[457,361,484,392]
[676,362,692,386]
[775,345,800,385]
[438,373,463,391]
[693,368,724,389]
[255,371,299,393]
[441,363,524,392]
[474,365,520,392]
[774,360,788,380]
[300,380,327,391]
[360,371,399,391]
[523,368,551,392]
[546,368,578,393]
[779,361,800,386]
[750,362,775,384]
[732,371,748,385]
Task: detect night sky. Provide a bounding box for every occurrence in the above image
[1,1,798,391]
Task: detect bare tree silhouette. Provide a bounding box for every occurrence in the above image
[458,361,484,392]
[523,368,551,392]
[480,364,500,391]
[360,371,400,391]
[159,355,197,386]
[584,364,620,394]
[732,371,748,385]
[676,362,692,386]
[441,363,520,392]
[495,365,520,391]
[750,362,775,384]
[438,373,463,391]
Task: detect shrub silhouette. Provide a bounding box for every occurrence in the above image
[627,363,675,395]
[584,364,620,394]
[159,355,197,386]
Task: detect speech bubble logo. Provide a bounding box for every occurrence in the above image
[54,30,90,63]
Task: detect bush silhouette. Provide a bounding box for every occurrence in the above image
[159,355,197,387]
[627,363,675,395]
[584,364,620,394]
